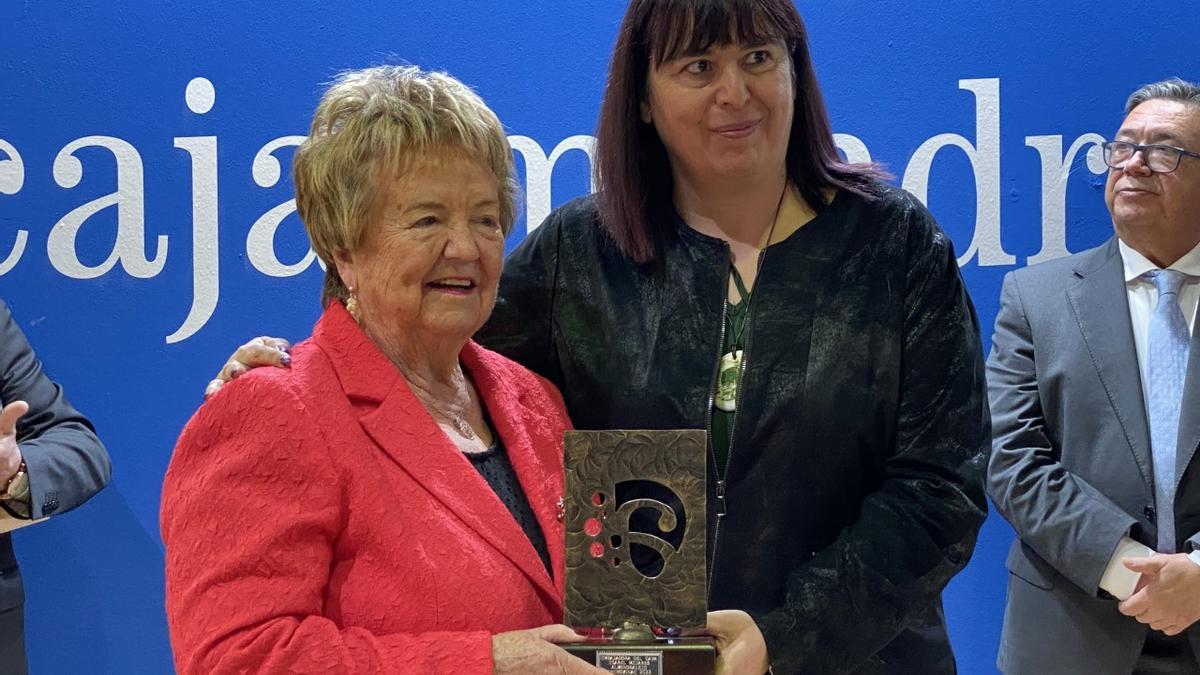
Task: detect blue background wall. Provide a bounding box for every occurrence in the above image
[1,2,1197,672]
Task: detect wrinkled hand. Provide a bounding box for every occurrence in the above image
[492,624,606,675]
[204,336,291,400]
[0,400,27,481]
[1119,554,1200,635]
[689,610,770,675]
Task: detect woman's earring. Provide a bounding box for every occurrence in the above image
[345,287,361,323]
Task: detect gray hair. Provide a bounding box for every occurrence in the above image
[1126,77,1200,113]
[293,65,519,306]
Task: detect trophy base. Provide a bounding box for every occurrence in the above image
[564,636,716,674]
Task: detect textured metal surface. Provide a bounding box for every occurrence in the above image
[564,429,707,629]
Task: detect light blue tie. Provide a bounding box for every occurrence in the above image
[1147,269,1190,553]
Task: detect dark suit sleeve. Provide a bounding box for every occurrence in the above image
[753,201,990,672]
[985,272,1137,594]
[0,299,110,519]
[475,211,565,389]
[1187,533,1200,555]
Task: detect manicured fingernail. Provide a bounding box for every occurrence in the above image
[279,353,291,366]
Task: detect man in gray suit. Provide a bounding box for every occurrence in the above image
[0,299,110,674]
[988,78,1200,674]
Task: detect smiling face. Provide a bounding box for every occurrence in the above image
[1105,98,1200,265]
[333,150,504,351]
[642,39,794,187]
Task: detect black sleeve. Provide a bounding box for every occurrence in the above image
[752,197,991,672]
[476,210,566,390]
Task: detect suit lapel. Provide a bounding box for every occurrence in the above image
[314,304,560,605]
[1067,238,1153,490]
[1175,318,1200,489]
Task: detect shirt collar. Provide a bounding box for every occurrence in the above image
[1118,237,1200,284]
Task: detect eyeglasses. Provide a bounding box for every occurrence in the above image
[1102,140,1200,174]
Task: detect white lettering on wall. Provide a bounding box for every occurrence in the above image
[509,135,596,233]
[2,75,1127,342]
[1024,133,1107,265]
[0,139,28,275]
[167,77,220,344]
[834,133,873,164]
[903,78,1012,267]
[49,136,167,279]
[247,135,317,277]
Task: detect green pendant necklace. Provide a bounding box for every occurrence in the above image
[714,270,751,412]
[711,185,786,413]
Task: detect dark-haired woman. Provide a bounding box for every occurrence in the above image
[210,2,989,672]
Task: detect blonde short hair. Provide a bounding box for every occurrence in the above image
[293,65,518,305]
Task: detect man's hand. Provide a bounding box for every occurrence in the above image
[0,400,27,482]
[1118,554,1200,635]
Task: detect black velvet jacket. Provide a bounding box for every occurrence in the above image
[478,185,989,674]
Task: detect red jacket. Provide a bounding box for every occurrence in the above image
[162,303,568,674]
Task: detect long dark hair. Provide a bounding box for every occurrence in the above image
[594,0,886,263]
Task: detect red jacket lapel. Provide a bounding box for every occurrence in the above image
[461,342,567,599]
[313,304,562,607]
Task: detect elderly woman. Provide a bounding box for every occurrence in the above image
[161,66,608,675]
[211,1,991,672]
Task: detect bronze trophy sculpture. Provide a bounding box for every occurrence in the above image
[562,429,716,674]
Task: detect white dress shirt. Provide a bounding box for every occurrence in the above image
[1099,239,1200,599]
